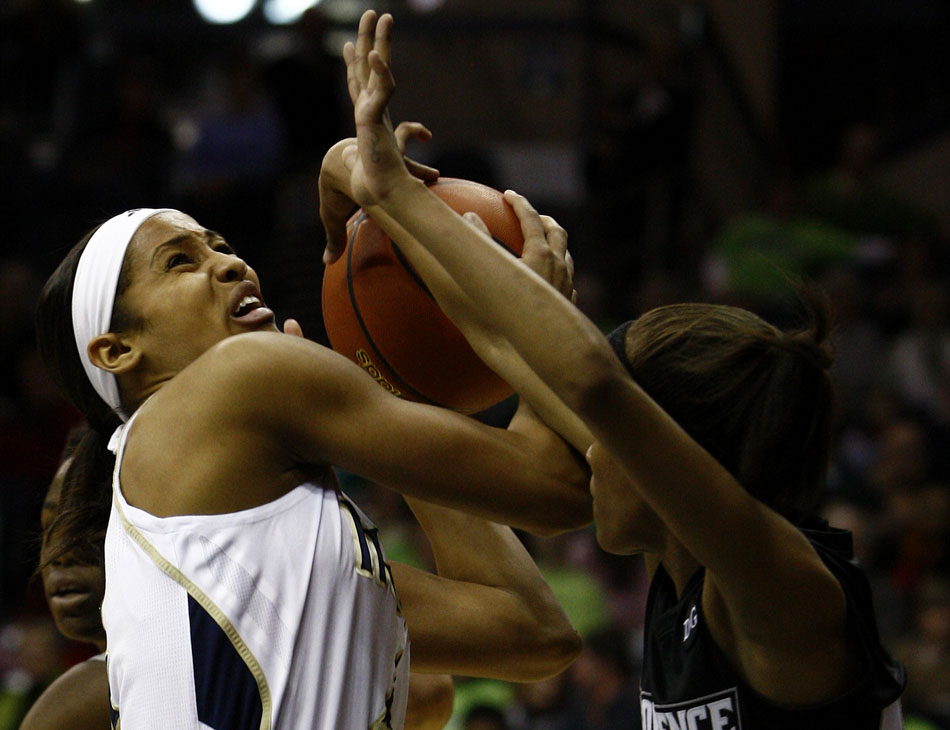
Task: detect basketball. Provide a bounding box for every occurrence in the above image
[322,178,524,413]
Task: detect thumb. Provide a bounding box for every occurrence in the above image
[283,318,304,338]
[463,211,491,237]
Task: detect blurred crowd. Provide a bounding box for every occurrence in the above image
[1,1,947,729]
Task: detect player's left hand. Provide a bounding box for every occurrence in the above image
[340,11,419,213]
[321,121,438,265]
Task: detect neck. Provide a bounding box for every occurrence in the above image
[118,370,172,417]
[646,535,701,598]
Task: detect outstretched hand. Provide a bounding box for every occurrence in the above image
[340,12,418,210]
[321,11,439,265]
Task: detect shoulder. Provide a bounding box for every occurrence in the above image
[144,331,373,436]
[19,659,110,730]
[185,331,376,411]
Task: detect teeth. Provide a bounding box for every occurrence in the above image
[235,295,261,315]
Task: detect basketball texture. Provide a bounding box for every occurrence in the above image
[322,178,524,413]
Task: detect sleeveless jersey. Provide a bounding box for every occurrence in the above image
[102,411,410,730]
[639,519,906,730]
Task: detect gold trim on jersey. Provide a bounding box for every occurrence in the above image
[112,493,273,730]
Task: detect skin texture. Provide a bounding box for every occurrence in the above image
[325,9,867,707]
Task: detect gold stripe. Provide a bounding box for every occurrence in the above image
[113,493,273,730]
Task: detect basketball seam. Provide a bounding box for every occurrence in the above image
[345,213,446,408]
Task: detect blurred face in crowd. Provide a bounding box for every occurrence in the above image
[40,457,107,648]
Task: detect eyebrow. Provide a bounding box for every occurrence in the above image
[149,229,232,267]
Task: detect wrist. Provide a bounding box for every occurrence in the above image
[374,173,429,214]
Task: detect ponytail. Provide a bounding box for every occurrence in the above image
[621,287,837,518]
[36,227,122,569]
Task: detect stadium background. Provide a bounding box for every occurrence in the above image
[0,0,948,727]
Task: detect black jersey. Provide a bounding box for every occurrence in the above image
[639,519,906,730]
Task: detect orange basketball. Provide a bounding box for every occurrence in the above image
[322,178,524,413]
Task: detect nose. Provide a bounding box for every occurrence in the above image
[215,251,248,282]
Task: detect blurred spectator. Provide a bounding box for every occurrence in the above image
[263,6,346,176]
[63,54,174,215]
[507,671,584,730]
[703,169,858,318]
[799,122,941,241]
[463,704,509,730]
[0,617,64,729]
[893,576,950,728]
[820,263,888,420]
[568,628,641,730]
[885,280,950,426]
[175,49,286,270]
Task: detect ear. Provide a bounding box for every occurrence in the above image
[87,333,142,375]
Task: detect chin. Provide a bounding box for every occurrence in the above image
[57,615,106,646]
[594,523,639,555]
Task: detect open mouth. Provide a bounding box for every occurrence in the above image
[229,283,275,324]
[233,294,263,318]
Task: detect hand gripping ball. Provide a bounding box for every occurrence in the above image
[322,178,524,413]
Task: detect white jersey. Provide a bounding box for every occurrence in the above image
[103,412,409,730]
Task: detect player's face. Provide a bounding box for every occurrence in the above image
[118,212,278,377]
[40,458,107,646]
[586,441,664,555]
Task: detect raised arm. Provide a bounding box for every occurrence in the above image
[337,9,861,704]
[321,18,592,454]
[179,330,590,535]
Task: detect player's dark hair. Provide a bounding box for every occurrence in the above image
[614,288,835,518]
[36,226,142,568]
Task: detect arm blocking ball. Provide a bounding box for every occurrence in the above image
[322,178,524,413]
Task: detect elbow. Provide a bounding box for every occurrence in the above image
[542,625,584,678]
[405,673,455,730]
[513,623,582,682]
[512,595,584,681]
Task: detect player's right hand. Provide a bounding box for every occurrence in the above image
[469,190,575,304]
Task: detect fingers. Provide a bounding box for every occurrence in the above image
[352,9,377,80]
[394,122,432,151]
[374,12,393,67]
[405,158,440,182]
[540,215,568,258]
[345,11,395,109]
[503,189,575,301]
[283,318,304,338]
[395,122,439,182]
[322,215,349,264]
[463,211,491,237]
[503,189,546,244]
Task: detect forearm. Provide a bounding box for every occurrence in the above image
[392,502,580,680]
[366,180,621,417]
[380,213,594,453]
[405,495,550,591]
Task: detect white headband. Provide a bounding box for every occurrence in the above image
[72,208,176,421]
